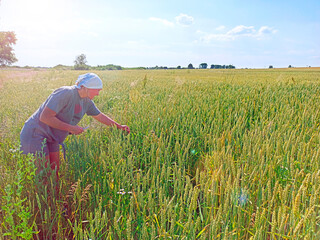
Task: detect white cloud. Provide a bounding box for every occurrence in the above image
[216,25,226,31]
[258,26,278,35]
[175,13,194,26]
[149,17,174,27]
[227,25,255,36]
[148,14,194,28]
[198,25,277,42]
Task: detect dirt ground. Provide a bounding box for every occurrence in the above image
[0,68,45,89]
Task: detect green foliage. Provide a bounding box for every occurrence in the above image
[0,31,17,66]
[123,66,147,70]
[53,64,73,70]
[211,64,236,69]
[188,63,194,69]
[199,63,207,69]
[92,64,122,70]
[1,148,37,239]
[74,54,89,70]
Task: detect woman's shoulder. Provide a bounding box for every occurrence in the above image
[48,86,78,102]
[51,86,76,95]
[53,85,76,92]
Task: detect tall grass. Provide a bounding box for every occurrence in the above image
[1,68,320,239]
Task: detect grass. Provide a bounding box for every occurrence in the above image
[1,68,320,239]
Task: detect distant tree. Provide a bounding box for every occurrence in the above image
[199,63,208,69]
[0,31,17,66]
[211,64,236,69]
[177,65,181,69]
[269,65,273,69]
[53,64,72,70]
[226,65,235,69]
[93,64,122,70]
[288,65,292,68]
[74,54,87,65]
[187,63,194,69]
[74,54,89,70]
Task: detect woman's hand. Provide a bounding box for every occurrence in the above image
[118,125,130,134]
[69,125,84,135]
[92,113,130,134]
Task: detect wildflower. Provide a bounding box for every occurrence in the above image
[9,148,19,153]
[117,189,126,195]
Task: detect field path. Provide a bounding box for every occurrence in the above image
[0,69,45,89]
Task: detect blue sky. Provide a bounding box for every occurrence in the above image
[0,0,319,68]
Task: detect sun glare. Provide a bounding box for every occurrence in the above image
[13,0,70,30]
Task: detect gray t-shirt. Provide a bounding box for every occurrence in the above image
[24,85,100,144]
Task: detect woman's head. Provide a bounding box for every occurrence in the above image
[75,73,103,90]
[75,73,103,99]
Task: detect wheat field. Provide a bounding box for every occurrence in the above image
[1,68,320,239]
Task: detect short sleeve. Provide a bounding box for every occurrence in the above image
[86,100,101,116]
[46,88,72,114]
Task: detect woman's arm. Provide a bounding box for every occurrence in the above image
[39,107,84,135]
[92,113,130,133]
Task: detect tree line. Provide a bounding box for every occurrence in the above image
[73,55,237,70]
[198,63,236,69]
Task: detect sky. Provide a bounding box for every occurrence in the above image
[0,0,319,68]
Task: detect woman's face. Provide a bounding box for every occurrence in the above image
[86,88,101,100]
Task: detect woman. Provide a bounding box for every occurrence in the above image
[20,73,130,183]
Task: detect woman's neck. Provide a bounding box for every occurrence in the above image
[77,87,88,98]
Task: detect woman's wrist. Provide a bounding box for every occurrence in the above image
[69,125,76,132]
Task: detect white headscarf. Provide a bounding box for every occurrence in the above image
[75,73,103,89]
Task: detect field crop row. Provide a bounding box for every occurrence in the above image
[1,68,320,239]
